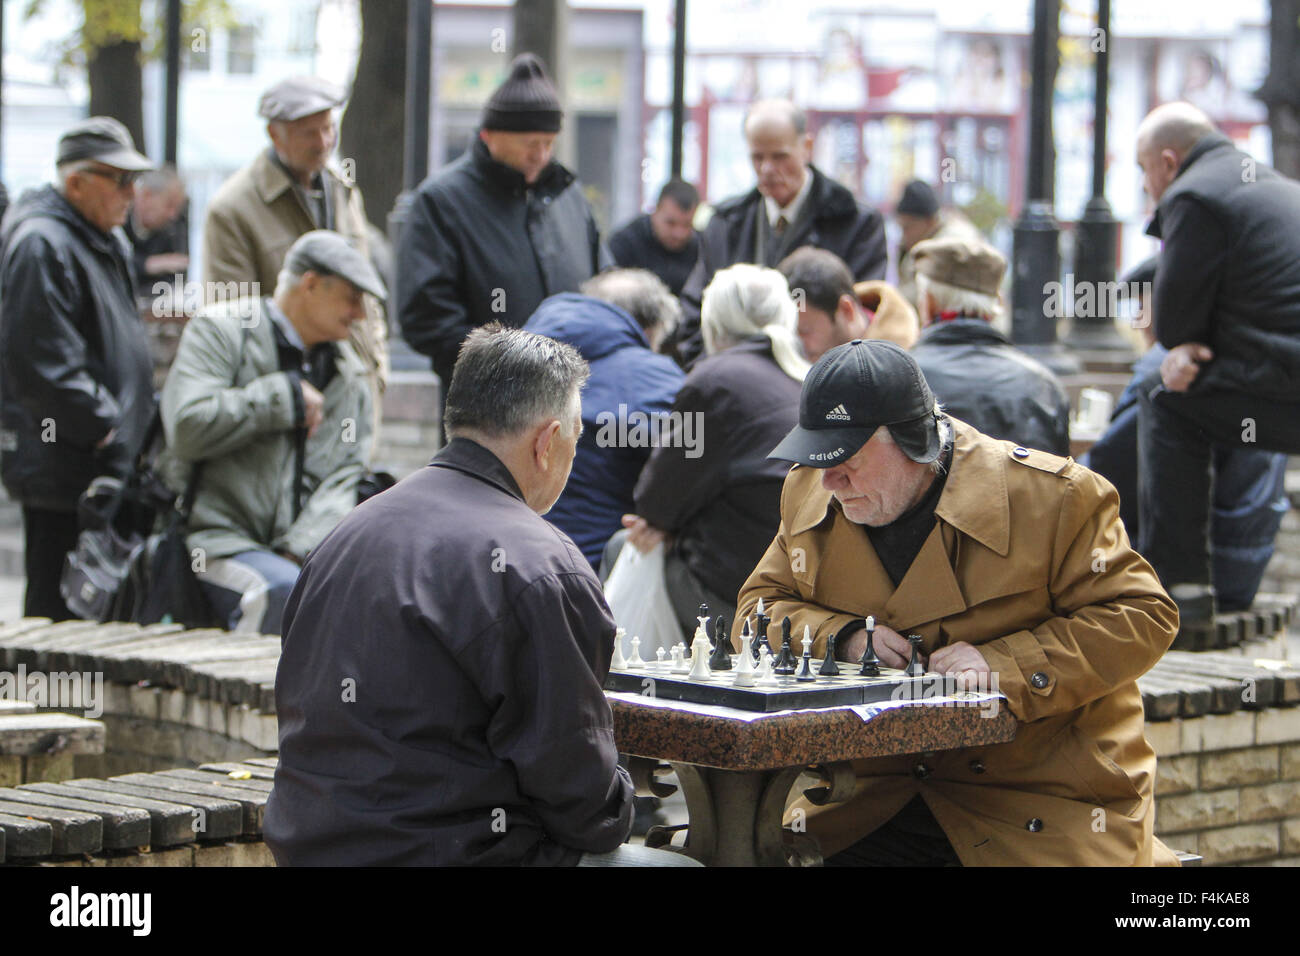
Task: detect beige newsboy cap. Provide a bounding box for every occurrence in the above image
[911,237,1006,297]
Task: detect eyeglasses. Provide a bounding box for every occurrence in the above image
[79,166,142,189]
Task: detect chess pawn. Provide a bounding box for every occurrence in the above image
[858,617,881,677]
[773,616,798,675]
[669,643,687,674]
[818,629,841,677]
[688,627,713,680]
[655,646,667,669]
[627,635,645,669]
[610,627,627,670]
[796,626,815,682]
[708,616,733,671]
[905,634,926,677]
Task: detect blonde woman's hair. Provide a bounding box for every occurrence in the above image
[701,263,810,381]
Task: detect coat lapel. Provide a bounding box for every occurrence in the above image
[883,522,968,632]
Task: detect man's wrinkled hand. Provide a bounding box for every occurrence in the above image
[301,380,325,437]
[928,641,991,688]
[1160,342,1213,392]
[838,622,912,669]
[621,514,668,555]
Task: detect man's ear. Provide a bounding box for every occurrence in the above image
[533,418,563,470]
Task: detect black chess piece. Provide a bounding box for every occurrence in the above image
[755,606,773,659]
[697,603,710,635]
[745,618,759,661]
[858,620,881,677]
[905,634,925,677]
[818,630,841,677]
[796,641,815,682]
[708,616,733,670]
[774,616,798,675]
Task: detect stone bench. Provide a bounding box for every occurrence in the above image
[0,699,105,789]
[1170,593,1298,652]
[0,757,275,865]
[1143,650,1300,866]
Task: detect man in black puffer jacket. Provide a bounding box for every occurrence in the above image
[1134,102,1300,620]
[395,54,609,400]
[0,118,155,619]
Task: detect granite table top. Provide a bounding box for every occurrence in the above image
[608,690,1016,772]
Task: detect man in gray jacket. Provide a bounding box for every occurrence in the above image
[160,231,382,635]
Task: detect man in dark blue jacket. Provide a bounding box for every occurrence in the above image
[524,270,685,567]
[1133,103,1300,620]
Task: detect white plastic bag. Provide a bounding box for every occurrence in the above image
[603,541,681,659]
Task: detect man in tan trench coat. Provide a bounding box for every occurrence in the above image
[737,339,1180,866]
[202,76,387,432]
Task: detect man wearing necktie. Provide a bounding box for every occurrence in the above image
[671,99,888,365]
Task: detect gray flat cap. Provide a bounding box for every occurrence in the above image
[57,117,153,171]
[284,230,386,301]
[258,76,346,122]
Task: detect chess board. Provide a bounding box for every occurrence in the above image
[604,655,932,712]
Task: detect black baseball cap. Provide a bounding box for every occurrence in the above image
[768,339,942,467]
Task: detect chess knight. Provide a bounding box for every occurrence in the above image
[736,340,1180,866]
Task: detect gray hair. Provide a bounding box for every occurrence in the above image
[701,263,809,381]
[54,159,95,194]
[136,164,183,195]
[744,99,807,137]
[580,268,681,337]
[915,273,1003,322]
[274,268,303,298]
[445,324,590,440]
[878,410,953,475]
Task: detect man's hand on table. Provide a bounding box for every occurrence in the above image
[929,642,992,690]
[839,622,913,669]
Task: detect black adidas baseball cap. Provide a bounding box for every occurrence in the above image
[769,339,942,467]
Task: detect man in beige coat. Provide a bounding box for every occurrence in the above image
[202,76,387,423]
[737,339,1180,866]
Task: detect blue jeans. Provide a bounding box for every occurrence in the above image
[197,549,300,636]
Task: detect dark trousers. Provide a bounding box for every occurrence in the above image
[1137,379,1300,591]
[22,506,79,620]
[824,796,962,867]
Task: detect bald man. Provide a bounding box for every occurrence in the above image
[670,100,887,365]
[1133,102,1300,622]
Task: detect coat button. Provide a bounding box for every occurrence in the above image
[1031,671,1050,689]
[1026,818,1044,832]
[913,763,932,779]
[1013,446,1029,458]
[968,759,985,774]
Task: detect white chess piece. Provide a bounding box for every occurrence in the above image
[757,650,777,686]
[756,596,765,617]
[627,635,645,669]
[732,636,756,687]
[669,643,685,674]
[688,626,712,680]
[801,625,813,659]
[610,627,627,670]
[655,646,667,669]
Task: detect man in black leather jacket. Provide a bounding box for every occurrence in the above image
[0,117,155,619]
[1134,102,1300,619]
[908,236,1070,456]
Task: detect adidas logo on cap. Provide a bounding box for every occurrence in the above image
[825,403,852,422]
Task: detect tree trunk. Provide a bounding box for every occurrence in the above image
[340,0,407,229]
[88,39,146,153]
